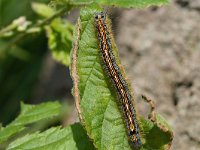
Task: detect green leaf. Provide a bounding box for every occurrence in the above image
[46,19,74,66]
[139,115,173,150]
[52,0,171,8]
[0,102,62,146]
[32,2,54,18]
[60,0,170,8]
[7,123,95,150]
[71,6,173,150]
[98,0,170,8]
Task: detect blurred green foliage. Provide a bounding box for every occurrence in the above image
[0,0,49,125]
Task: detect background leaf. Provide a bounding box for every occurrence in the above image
[31,2,74,66]
[46,19,74,66]
[98,0,169,8]
[32,2,54,18]
[54,0,170,8]
[7,123,95,150]
[0,102,63,148]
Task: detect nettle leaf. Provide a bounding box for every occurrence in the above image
[46,19,74,66]
[0,102,62,146]
[98,0,170,8]
[32,2,54,18]
[31,1,74,66]
[69,0,170,8]
[7,123,95,150]
[71,6,173,150]
[51,0,170,8]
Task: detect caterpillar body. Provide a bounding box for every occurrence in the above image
[94,12,142,148]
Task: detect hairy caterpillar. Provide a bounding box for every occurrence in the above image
[94,12,142,148]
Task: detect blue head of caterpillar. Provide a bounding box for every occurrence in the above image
[95,12,106,21]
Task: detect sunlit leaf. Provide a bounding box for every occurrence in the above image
[7,123,95,150]
[0,102,62,145]
[46,19,74,66]
[32,2,54,18]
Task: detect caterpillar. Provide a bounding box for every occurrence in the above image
[94,12,142,148]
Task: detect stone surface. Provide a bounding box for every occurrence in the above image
[176,0,200,9]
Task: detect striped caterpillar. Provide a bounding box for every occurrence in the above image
[94,12,142,148]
